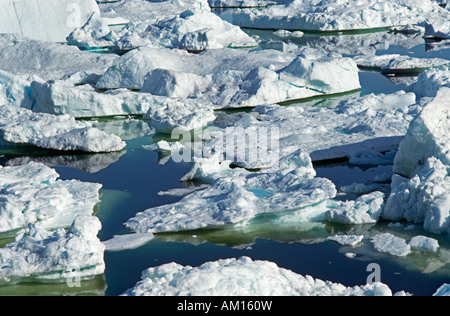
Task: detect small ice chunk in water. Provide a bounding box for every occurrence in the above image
[371,233,412,257]
[409,236,440,252]
[327,235,364,247]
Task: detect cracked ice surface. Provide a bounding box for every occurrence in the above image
[0,215,105,284]
[121,256,393,296]
[0,162,102,234]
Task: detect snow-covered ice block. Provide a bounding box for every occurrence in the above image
[96,47,360,109]
[325,192,385,225]
[371,233,412,257]
[409,235,440,252]
[384,158,450,234]
[0,215,104,284]
[219,0,447,31]
[0,104,125,152]
[411,67,450,98]
[425,17,450,39]
[393,88,450,178]
[327,235,364,247]
[433,284,450,296]
[121,256,393,296]
[125,150,337,233]
[72,9,257,51]
[0,162,102,234]
[353,54,450,73]
[0,0,100,42]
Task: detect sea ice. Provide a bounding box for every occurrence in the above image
[0,104,126,152]
[371,233,412,257]
[409,236,440,252]
[121,256,393,296]
[410,67,450,98]
[96,46,360,108]
[0,215,104,284]
[0,162,102,234]
[0,0,100,42]
[102,233,154,251]
[218,0,447,31]
[125,150,338,234]
[353,54,450,73]
[327,235,364,247]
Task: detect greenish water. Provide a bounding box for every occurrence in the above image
[0,29,449,296]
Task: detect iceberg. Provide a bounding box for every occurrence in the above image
[96,46,360,108]
[0,0,100,42]
[433,284,450,296]
[0,162,102,234]
[125,150,338,234]
[0,104,126,152]
[218,0,447,31]
[0,215,104,284]
[121,256,393,296]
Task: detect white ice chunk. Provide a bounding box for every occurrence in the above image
[0,215,104,283]
[371,233,412,257]
[327,235,364,247]
[433,284,450,296]
[393,87,450,178]
[121,256,393,296]
[409,235,440,252]
[353,54,449,72]
[0,104,125,152]
[67,12,117,49]
[0,0,100,42]
[0,162,102,234]
[219,0,447,31]
[425,17,450,39]
[411,67,450,98]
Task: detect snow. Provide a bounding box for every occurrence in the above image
[371,233,412,257]
[327,235,364,247]
[69,9,257,51]
[218,0,447,31]
[0,104,126,152]
[0,162,102,234]
[0,215,104,284]
[96,46,360,108]
[125,150,338,234]
[0,0,100,42]
[121,256,393,296]
[409,236,440,252]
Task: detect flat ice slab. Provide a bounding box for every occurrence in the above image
[0,0,100,42]
[0,215,105,284]
[371,233,412,257]
[218,0,447,31]
[121,256,393,296]
[353,54,450,73]
[0,162,102,234]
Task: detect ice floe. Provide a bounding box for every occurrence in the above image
[371,233,412,257]
[0,215,104,284]
[68,9,257,51]
[121,256,393,296]
[218,0,447,31]
[409,236,440,252]
[102,233,154,251]
[0,162,102,234]
[327,235,364,247]
[0,104,126,152]
[96,46,360,108]
[0,0,100,42]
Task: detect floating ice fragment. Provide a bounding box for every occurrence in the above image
[327,235,364,247]
[103,233,154,251]
[433,284,450,296]
[371,233,412,257]
[409,236,440,252]
[121,256,393,296]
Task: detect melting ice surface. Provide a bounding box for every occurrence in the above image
[0,0,449,296]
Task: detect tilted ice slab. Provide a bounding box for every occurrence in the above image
[434,284,450,296]
[218,0,447,31]
[68,9,257,51]
[0,104,125,152]
[204,91,418,169]
[385,88,450,234]
[0,215,105,284]
[125,150,338,234]
[121,256,393,296]
[353,54,450,73]
[0,162,102,234]
[0,0,100,42]
[96,46,360,109]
